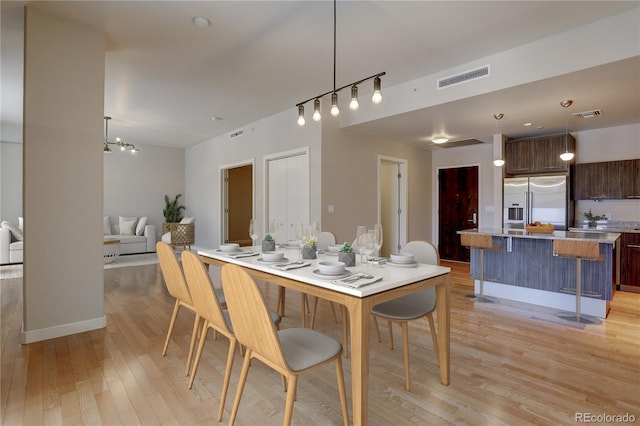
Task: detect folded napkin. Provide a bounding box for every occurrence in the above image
[226,251,259,259]
[333,273,382,288]
[271,261,311,271]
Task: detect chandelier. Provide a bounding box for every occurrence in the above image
[103,116,139,154]
[296,0,385,126]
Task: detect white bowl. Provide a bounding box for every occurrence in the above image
[219,243,240,252]
[261,251,284,262]
[317,261,346,275]
[327,244,343,253]
[390,253,414,264]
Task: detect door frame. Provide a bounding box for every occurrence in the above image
[377,155,408,255]
[219,158,255,245]
[433,162,482,248]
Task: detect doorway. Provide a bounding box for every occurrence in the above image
[379,157,408,257]
[437,165,479,262]
[221,163,253,246]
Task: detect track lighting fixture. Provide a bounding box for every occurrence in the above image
[313,99,321,121]
[103,116,139,155]
[295,0,385,125]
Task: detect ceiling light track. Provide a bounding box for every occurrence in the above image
[103,116,139,155]
[296,0,385,126]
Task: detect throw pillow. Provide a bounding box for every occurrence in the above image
[119,216,138,234]
[18,216,24,232]
[103,216,112,235]
[136,216,148,236]
[162,232,172,244]
[1,221,23,241]
[180,217,195,224]
[120,218,138,235]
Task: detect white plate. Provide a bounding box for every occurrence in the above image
[312,269,351,279]
[215,248,242,253]
[256,257,289,264]
[385,260,418,268]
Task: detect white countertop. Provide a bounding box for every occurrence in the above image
[458,228,621,244]
[198,246,450,297]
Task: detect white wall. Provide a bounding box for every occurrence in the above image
[0,142,22,222]
[104,143,185,239]
[574,123,640,222]
[186,108,321,250]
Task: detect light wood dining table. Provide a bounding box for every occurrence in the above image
[198,247,451,425]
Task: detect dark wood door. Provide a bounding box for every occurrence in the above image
[227,165,253,246]
[438,166,479,262]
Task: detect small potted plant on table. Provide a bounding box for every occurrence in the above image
[338,242,355,267]
[302,236,317,259]
[262,233,276,252]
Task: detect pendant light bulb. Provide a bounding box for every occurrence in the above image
[371,76,382,104]
[312,99,321,121]
[560,152,574,161]
[349,85,359,110]
[493,158,505,167]
[297,105,305,126]
[330,92,340,117]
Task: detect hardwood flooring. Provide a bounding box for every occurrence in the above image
[2,260,639,425]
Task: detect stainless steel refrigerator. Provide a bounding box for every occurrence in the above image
[503,175,571,230]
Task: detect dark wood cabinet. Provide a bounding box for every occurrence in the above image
[622,159,640,199]
[620,232,640,292]
[504,134,574,175]
[573,160,629,200]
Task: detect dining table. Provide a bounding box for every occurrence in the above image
[198,245,451,425]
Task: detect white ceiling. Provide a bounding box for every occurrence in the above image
[2,1,639,150]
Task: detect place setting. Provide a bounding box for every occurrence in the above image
[383,253,418,268]
[215,243,259,258]
[256,251,289,264]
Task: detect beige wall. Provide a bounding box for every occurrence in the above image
[321,117,433,244]
[22,6,105,342]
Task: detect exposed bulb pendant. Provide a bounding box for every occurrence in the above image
[103,116,140,155]
[349,85,359,110]
[559,99,574,161]
[372,76,382,104]
[297,105,305,126]
[312,98,321,121]
[330,92,340,116]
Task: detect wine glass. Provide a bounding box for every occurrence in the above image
[309,220,320,239]
[249,219,258,248]
[269,219,279,245]
[294,222,305,259]
[372,224,383,258]
[362,230,376,269]
[355,225,367,264]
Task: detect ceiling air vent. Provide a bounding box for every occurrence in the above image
[229,129,244,139]
[572,109,602,119]
[437,65,490,89]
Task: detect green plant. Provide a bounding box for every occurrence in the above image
[263,233,273,241]
[163,194,185,223]
[583,209,607,223]
[302,236,317,248]
[339,242,354,253]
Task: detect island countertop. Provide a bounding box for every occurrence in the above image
[458,228,621,244]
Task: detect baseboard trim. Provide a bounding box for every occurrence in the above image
[20,315,107,344]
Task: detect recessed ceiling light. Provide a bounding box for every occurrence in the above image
[524,122,532,127]
[432,137,449,144]
[192,16,211,28]
[211,116,223,121]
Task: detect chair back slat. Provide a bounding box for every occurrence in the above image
[460,233,494,250]
[181,251,230,333]
[156,242,193,304]
[221,264,288,370]
[553,239,601,260]
[317,231,336,250]
[402,240,440,266]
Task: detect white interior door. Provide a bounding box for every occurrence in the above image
[267,153,309,243]
[379,157,407,256]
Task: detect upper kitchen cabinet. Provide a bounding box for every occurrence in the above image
[622,159,640,199]
[573,160,625,200]
[504,134,575,175]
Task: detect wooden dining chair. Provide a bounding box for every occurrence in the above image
[156,241,201,377]
[180,250,237,421]
[371,240,440,391]
[221,264,349,426]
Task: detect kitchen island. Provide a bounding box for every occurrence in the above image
[457,228,621,318]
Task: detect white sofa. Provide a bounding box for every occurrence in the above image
[1,216,156,265]
[104,216,156,255]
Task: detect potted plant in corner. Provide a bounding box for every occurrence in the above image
[338,242,356,267]
[262,233,276,252]
[583,209,607,228]
[164,194,185,223]
[302,236,317,259]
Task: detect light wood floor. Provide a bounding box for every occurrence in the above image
[2,260,639,425]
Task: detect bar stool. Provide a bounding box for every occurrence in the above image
[553,239,602,324]
[461,233,499,303]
